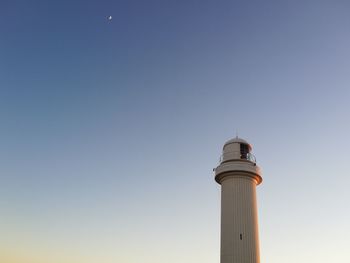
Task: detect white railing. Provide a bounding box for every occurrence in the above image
[219,152,256,164]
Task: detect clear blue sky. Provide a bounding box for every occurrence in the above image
[1,0,350,262]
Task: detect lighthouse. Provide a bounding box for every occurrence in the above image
[214,137,262,263]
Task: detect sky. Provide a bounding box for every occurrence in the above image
[1,0,350,262]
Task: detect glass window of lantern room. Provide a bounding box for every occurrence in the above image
[240,143,249,159]
[240,143,249,153]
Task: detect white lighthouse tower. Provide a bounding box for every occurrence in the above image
[214,137,262,263]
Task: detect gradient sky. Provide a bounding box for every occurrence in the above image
[1,0,350,262]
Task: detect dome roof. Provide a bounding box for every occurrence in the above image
[223,136,252,149]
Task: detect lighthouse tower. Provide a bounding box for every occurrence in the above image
[214,137,262,263]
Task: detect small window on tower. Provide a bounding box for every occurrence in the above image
[240,234,243,240]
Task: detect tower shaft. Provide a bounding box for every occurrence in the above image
[220,176,260,263]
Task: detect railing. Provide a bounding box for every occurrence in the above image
[244,152,256,163]
[219,152,256,164]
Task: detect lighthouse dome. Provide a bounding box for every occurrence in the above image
[219,136,255,164]
[223,136,252,150]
